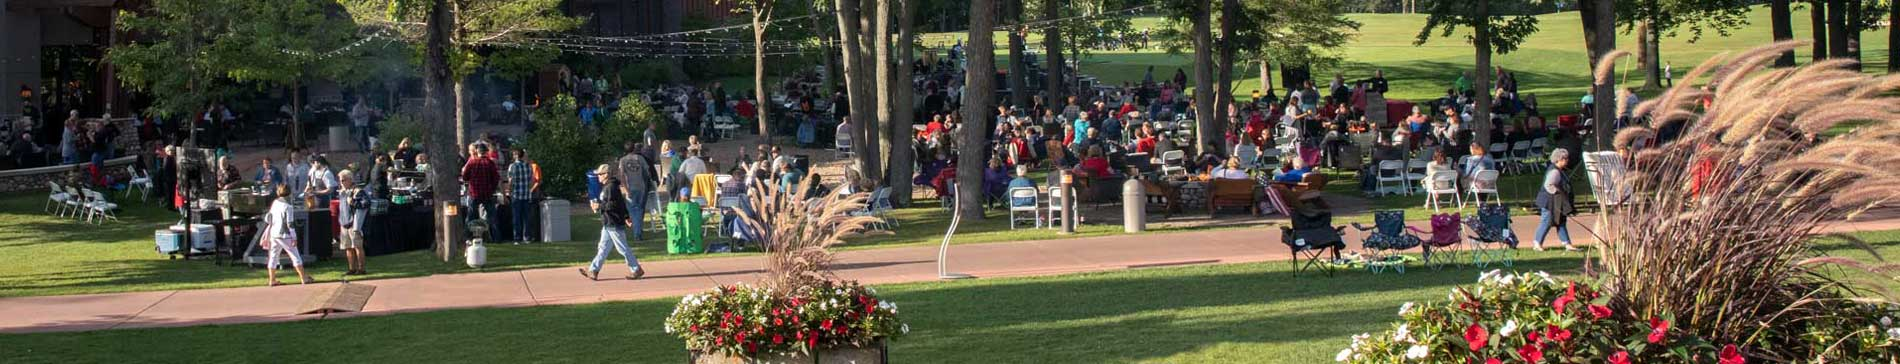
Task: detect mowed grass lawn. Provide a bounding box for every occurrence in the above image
[933,5,1890,118]
[6,231,1896,363]
[0,190,1255,298]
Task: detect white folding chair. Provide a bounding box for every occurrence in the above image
[1467,169,1501,208]
[1424,172,1462,212]
[84,189,118,224]
[126,165,153,201]
[835,133,854,160]
[1487,142,1510,170]
[1375,160,1407,196]
[1234,147,1260,170]
[47,181,71,215]
[1258,148,1284,169]
[1403,160,1429,195]
[63,186,87,219]
[1046,187,1066,229]
[1007,187,1042,229]
[1530,137,1548,157]
[1159,150,1187,176]
[1510,141,1534,172]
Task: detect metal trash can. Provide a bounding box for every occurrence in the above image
[328,125,351,151]
[1123,179,1146,233]
[541,199,571,242]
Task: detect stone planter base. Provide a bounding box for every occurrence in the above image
[689,342,887,364]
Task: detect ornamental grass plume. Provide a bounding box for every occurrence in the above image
[733,171,881,292]
[1590,41,1900,361]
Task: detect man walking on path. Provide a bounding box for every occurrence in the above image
[582,164,644,281]
[616,141,655,240]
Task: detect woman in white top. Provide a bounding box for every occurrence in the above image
[1423,150,1456,191]
[260,185,312,286]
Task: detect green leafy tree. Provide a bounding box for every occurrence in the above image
[112,0,360,131]
[1414,0,1541,147]
[1615,0,1753,89]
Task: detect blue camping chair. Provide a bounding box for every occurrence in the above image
[1350,210,1422,274]
[1464,205,1519,267]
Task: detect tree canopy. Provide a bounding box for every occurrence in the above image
[1413,0,1542,55]
[110,0,362,118]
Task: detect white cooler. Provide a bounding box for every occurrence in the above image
[169,224,216,251]
[541,199,571,242]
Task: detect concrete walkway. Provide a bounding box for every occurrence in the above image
[3,214,1896,334]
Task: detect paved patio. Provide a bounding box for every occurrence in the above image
[2,213,1895,334]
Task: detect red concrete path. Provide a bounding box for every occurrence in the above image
[3,214,1896,334]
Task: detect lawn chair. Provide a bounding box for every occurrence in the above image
[1466,170,1501,208]
[1509,141,1533,174]
[1402,160,1428,195]
[1375,160,1406,196]
[1159,150,1187,176]
[47,181,71,215]
[126,165,153,201]
[1235,147,1260,170]
[1487,143,1510,173]
[1281,214,1347,277]
[1047,187,1067,229]
[83,189,119,224]
[835,133,854,160]
[1350,210,1422,274]
[63,185,87,220]
[1465,205,1519,268]
[1007,187,1042,229]
[1410,213,1463,270]
[1423,172,1461,212]
[1258,148,1284,169]
[1582,151,1632,208]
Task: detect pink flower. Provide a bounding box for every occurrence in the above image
[1517,344,1544,362]
[772,334,784,345]
[1465,323,1489,352]
[1588,305,1613,320]
[1609,351,1630,364]
[1648,317,1670,344]
[1719,344,1746,364]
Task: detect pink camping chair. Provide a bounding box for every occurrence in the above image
[1407,213,1464,269]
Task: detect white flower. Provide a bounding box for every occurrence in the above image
[1499,320,1519,337]
[1534,271,1555,286]
[1404,345,1429,360]
[1888,327,1900,340]
[901,323,910,334]
[1336,348,1353,362]
[1393,323,1413,343]
[1478,269,1500,283]
[1883,316,1893,327]
[1350,333,1371,350]
[1398,302,1416,316]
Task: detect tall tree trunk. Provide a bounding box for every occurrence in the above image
[1639,9,1662,90]
[1771,0,1795,67]
[754,14,772,137]
[1827,0,1848,59]
[835,0,878,182]
[1811,0,1829,60]
[956,0,996,220]
[423,0,462,262]
[1191,0,1217,153]
[1259,61,1271,96]
[1042,0,1064,108]
[1471,0,1494,147]
[888,0,917,206]
[1006,0,1028,108]
[856,0,882,180]
[815,12,839,95]
[1581,0,1616,149]
[1844,0,1861,71]
[870,0,893,184]
[1214,0,1240,135]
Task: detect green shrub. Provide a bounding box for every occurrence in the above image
[375,113,427,154]
[520,95,602,200]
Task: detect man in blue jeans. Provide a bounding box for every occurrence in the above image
[581,164,643,280]
[506,149,539,244]
[616,141,655,240]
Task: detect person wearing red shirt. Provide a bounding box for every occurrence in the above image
[461,143,502,238]
[922,114,945,139]
[1134,129,1158,154]
[735,97,756,120]
[1117,102,1138,118]
[1076,146,1113,178]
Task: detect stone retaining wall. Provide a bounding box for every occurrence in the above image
[0,156,137,194]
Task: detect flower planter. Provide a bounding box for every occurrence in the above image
[689,341,887,364]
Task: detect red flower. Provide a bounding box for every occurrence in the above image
[1552,283,1577,314]
[774,318,784,326]
[1609,351,1630,364]
[807,336,818,348]
[1588,305,1613,320]
[1464,323,1489,351]
[772,334,784,345]
[689,325,699,333]
[1719,344,1746,364]
[1544,324,1572,343]
[715,336,724,346]
[1526,331,1543,344]
[745,341,758,352]
[1485,359,1501,364]
[821,319,834,330]
[1517,344,1544,362]
[1648,317,1670,344]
